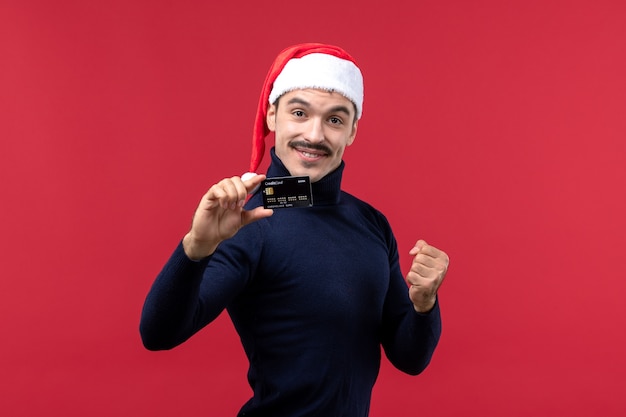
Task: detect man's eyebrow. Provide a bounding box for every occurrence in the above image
[285,97,352,117]
[327,105,352,117]
[285,97,311,107]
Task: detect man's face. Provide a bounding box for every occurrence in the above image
[266,88,358,183]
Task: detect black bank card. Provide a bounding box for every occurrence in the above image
[261,176,313,209]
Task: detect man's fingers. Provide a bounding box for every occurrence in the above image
[207,177,253,210]
[409,241,449,267]
[408,239,427,256]
[420,244,448,264]
[410,255,448,277]
[208,175,266,209]
[230,177,249,207]
[241,206,274,226]
[219,179,241,209]
[406,240,449,313]
[205,184,226,209]
[242,174,266,194]
[412,253,439,268]
[409,262,433,278]
[407,241,449,289]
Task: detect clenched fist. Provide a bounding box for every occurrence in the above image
[406,240,449,313]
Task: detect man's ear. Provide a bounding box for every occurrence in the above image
[266,104,276,132]
[347,121,358,146]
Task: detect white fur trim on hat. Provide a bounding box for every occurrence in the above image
[268,53,363,119]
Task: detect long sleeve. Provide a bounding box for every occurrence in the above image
[379,226,442,375]
[381,294,442,375]
[140,217,264,351]
[139,242,210,350]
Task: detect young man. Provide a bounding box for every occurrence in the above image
[140,43,449,416]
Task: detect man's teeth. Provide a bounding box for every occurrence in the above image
[301,151,319,158]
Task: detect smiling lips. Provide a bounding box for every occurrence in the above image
[291,142,331,162]
[297,148,326,160]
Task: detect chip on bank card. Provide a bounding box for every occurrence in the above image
[261,176,313,209]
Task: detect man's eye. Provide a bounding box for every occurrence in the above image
[329,117,343,125]
[293,110,305,117]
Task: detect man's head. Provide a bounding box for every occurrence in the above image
[248,43,364,182]
[267,88,357,182]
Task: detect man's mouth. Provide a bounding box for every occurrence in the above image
[299,149,324,159]
[290,142,331,160]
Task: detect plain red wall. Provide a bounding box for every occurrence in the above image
[2,0,625,415]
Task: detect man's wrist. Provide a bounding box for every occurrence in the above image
[413,297,437,314]
[182,232,218,261]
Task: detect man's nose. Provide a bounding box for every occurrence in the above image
[303,118,324,143]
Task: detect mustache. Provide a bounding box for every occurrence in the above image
[289,141,332,155]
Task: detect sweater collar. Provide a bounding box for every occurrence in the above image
[266,147,344,206]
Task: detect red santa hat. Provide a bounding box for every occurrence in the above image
[246,43,364,175]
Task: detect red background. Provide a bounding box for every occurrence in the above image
[2,1,625,415]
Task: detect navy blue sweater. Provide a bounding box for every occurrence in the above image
[140,149,441,416]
